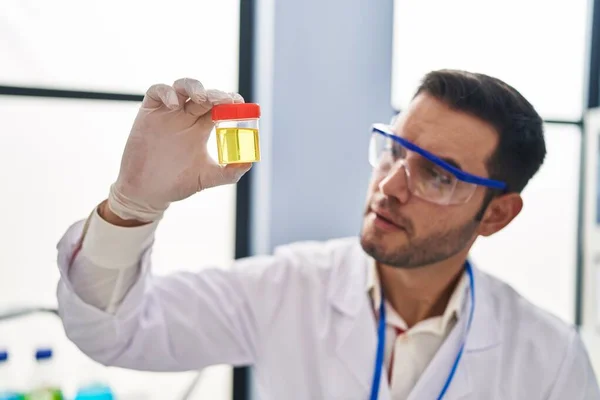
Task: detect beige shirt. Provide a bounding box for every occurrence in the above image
[367,260,468,399]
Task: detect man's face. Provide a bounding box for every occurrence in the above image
[360,94,499,268]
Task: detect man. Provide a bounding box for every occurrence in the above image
[56,70,600,399]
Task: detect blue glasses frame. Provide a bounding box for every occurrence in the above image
[372,124,507,191]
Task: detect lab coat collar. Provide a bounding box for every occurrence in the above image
[327,242,501,398]
[327,241,384,394]
[327,244,501,351]
[327,239,370,316]
[366,258,469,335]
[463,264,502,352]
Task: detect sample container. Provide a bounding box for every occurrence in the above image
[211,103,261,164]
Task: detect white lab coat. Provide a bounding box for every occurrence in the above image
[56,221,600,400]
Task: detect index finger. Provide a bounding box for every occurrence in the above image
[141,83,179,109]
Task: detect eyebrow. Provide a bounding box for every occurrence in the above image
[399,126,465,171]
[439,156,463,171]
[398,138,465,171]
[378,123,466,172]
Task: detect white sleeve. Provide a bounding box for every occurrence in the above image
[547,329,600,400]
[56,217,290,372]
[67,209,159,313]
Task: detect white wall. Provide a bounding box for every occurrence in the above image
[0,1,241,398]
[251,0,395,255]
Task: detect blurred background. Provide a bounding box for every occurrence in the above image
[1,0,600,399]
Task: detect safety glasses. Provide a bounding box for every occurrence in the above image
[368,123,507,205]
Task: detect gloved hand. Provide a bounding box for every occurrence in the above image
[107,78,251,222]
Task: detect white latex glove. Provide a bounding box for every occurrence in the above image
[107,78,251,222]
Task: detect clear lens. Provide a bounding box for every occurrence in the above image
[369,133,477,205]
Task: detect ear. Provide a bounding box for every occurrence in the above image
[477,193,523,237]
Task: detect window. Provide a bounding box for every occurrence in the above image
[391,0,588,121]
[0,1,241,398]
[470,124,581,323]
[0,1,240,94]
[0,95,235,399]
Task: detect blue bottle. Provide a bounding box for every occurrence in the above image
[74,384,114,400]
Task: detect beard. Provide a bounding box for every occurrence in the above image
[359,207,479,269]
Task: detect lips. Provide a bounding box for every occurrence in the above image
[371,208,406,231]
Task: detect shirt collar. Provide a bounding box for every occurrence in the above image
[366,258,468,335]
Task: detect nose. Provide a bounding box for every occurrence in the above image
[378,161,411,204]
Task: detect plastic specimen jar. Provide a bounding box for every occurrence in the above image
[211,103,261,164]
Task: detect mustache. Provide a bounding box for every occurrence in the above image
[367,196,413,233]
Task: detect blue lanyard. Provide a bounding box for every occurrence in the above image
[369,262,475,400]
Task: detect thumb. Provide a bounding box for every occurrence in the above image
[200,163,252,190]
[222,163,252,182]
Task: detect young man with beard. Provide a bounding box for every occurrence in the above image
[56,71,599,399]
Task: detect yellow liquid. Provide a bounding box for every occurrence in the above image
[216,127,260,164]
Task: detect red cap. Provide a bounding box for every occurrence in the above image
[211,103,260,121]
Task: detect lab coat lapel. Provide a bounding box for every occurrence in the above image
[332,302,391,398]
[328,243,392,399]
[407,265,501,400]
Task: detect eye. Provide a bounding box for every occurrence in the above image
[427,168,453,186]
[391,143,405,159]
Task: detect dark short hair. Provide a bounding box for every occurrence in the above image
[414,69,546,194]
